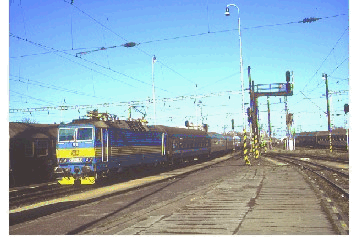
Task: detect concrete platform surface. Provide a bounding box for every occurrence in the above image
[115,157,335,235]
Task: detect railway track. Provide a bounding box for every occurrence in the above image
[9,154,226,210]
[265,153,349,198]
[280,148,349,163]
[264,152,349,234]
[9,182,93,209]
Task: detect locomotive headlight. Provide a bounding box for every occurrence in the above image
[85,158,94,163]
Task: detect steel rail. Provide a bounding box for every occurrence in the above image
[266,154,349,199]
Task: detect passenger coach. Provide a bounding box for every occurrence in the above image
[9,122,58,187]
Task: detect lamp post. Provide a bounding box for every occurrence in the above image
[152,55,157,125]
[225,3,245,131]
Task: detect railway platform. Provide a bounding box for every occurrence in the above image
[9,153,340,235]
[235,157,336,235]
[117,157,336,235]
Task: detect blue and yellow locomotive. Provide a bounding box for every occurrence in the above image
[55,112,211,185]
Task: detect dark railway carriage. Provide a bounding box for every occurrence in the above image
[9,122,58,187]
[208,132,234,155]
[294,132,318,148]
[153,125,211,163]
[294,128,348,150]
[316,129,348,149]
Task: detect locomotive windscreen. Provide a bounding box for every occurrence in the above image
[58,127,93,142]
[59,128,75,142]
[77,127,93,141]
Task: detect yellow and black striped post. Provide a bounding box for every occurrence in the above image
[254,134,259,159]
[252,133,255,153]
[261,134,267,153]
[243,129,250,165]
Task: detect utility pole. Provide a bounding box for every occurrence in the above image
[248,66,252,136]
[267,96,272,149]
[128,105,131,120]
[344,103,349,151]
[251,80,259,158]
[284,95,289,150]
[323,73,332,152]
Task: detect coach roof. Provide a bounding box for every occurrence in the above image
[9,122,58,139]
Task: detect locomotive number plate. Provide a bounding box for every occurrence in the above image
[71,149,80,156]
[69,158,82,163]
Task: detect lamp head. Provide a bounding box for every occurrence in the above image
[225,7,230,16]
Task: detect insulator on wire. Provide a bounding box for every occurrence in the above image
[301,17,321,23]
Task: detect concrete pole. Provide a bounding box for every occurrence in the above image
[323,73,332,152]
[267,96,272,150]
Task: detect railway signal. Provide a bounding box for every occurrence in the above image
[286,113,293,126]
[286,71,291,82]
[246,107,251,123]
[248,68,294,154]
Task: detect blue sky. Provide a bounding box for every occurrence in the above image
[8,0,350,137]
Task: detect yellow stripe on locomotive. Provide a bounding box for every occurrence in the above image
[58,176,95,185]
[56,147,96,158]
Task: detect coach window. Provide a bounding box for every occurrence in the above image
[25,141,34,157]
[36,140,48,157]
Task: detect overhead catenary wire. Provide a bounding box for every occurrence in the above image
[68,13,348,57]
[10,90,56,106]
[62,0,128,42]
[9,13,348,62]
[62,0,197,86]
[9,33,172,94]
[9,75,116,101]
[63,2,346,87]
[288,26,349,111]
[300,26,349,93]
[9,90,243,113]
[329,57,349,75]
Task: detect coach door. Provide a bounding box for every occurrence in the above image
[101,128,109,162]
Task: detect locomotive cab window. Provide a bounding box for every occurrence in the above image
[59,128,75,142]
[77,127,93,141]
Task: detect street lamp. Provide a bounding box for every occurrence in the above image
[225,7,230,16]
[152,55,157,125]
[225,3,245,131]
